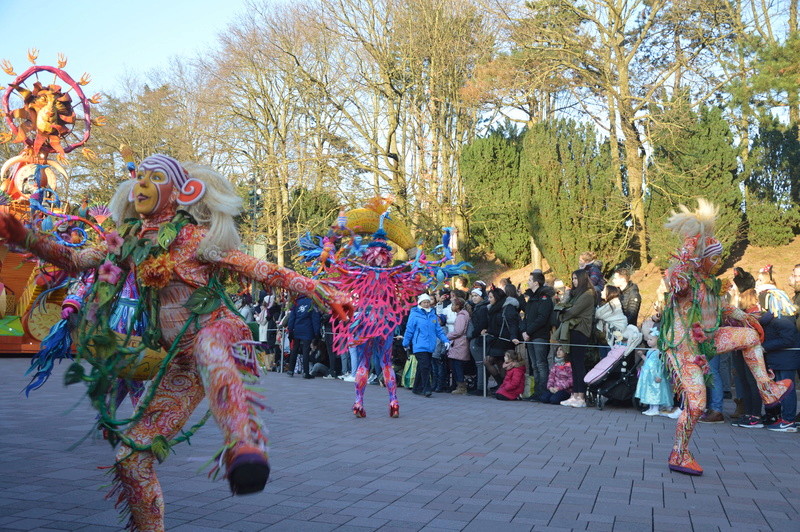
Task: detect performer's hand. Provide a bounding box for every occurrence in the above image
[744,313,765,343]
[0,213,27,245]
[329,302,353,322]
[61,306,76,319]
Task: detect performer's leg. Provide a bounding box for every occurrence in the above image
[377,336,399,417]
[669,358,705,476]
[111,359,205,532]
[353,344,369,417]
[193,319,269,494]
[715,326,792,406]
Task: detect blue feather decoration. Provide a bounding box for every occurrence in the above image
[24,319,74,396]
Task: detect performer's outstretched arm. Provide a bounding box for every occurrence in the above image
[0,213,105,275]
[214,249,352,319]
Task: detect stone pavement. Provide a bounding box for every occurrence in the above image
[1,357,799,532]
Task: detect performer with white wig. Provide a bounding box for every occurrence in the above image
[659,199,792,476]
[0,153,351,531]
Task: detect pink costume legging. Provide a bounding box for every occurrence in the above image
[353,335,397,408]
[111,317,263,532]
[671,325,784,457]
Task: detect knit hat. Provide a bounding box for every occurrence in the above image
[470,288,483,297]
[417,293,432,304]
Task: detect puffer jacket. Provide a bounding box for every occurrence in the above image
[447,309,471,361]
[403,305,449,354]
[760,312,800,370]
[595,298,628,345]
[620,281,641,325]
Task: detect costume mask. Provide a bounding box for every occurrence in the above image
[130,154,206,215]
[699,237,723,275]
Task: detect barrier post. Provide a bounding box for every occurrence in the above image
[482,334,487,398]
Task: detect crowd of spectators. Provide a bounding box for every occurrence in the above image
[234,257,800,431]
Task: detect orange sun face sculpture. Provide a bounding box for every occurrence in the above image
[9,81,76,156]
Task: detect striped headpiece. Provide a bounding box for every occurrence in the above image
[138,154,189,187]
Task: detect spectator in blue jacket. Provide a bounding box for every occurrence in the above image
[403,293,450,397]
[287,296,321,378]
[760,311,800,431]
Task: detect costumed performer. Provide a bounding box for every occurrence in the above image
[659,199,793,476]
[0,154,351,531]
[299,198,467,418]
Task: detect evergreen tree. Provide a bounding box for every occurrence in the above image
[519,119,626,279]
[646,103,742,267]
[742,115,800,246]
[460,130,529,268]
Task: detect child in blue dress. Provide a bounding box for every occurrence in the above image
[636,327,679,417]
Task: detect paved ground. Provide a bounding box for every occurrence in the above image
[1,358,799,531]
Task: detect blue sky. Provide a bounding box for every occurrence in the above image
[0,0,251,94]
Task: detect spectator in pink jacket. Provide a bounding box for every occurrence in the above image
[495,349,526,400]
[537,345,573,404]
[448,297,471,395]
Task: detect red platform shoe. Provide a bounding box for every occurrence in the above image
[668,449,703,476]
[389,403,399,418]
[226,443,270,495]
[353,404,366,418]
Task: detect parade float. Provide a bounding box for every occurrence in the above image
[0,50,106,354]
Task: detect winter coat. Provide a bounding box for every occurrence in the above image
[287,297,321,341]
[496,365,525,400]
[523,285,556,340]
[403,305,449,354]
[546,362,573,393]
[760,312,800,370]
[469,300,489,340]
[437,302,458,334]
[583,261,605,292]
[620,281,642,325]
[595,298,629,346]
[447,309,471,361]
[486,297,521,354]
[558,289,595,339]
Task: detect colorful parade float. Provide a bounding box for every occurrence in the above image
[0,50,106,354]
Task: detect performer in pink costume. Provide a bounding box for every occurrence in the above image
[0,154,351,531]
[299,199,467,418]
[659,199,793,476]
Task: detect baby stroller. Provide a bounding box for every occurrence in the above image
[584,325,642,410]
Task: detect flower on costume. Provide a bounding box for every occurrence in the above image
[104,231,124,255]
[139,253,176,289]
[98,260,122,285]
[690,322,707,343]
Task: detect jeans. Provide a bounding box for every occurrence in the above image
[451,359,465,383]
[469,337,487,389]
[732,351,761,416]
[412,352,433,395]
[708,353,726,412]
[773,369,798,422]
[527,340,549,397]
[540,389,570,404]
[432,357,446,391]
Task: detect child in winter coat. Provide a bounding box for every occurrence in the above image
[538,345,573,404]
[495,349,526,400]
[635,327,680,418]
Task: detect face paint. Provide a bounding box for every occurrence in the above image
[133,169,174,215]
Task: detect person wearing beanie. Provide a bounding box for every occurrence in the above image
[403,293,450,397]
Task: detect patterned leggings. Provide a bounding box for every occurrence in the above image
[112,318,265,532]
[353,335,397,408]
[672,326,785,456]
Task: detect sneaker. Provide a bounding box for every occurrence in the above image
[367,374,377,384]
[642,406,660,416]
[343,375,356,382]
[286,371,294,377]
[765,419,798,432]
[336,373,347,380]
[666,408,682,419]
[699,410,724,423]
[732,415,763,428]
[322,374,335,380]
